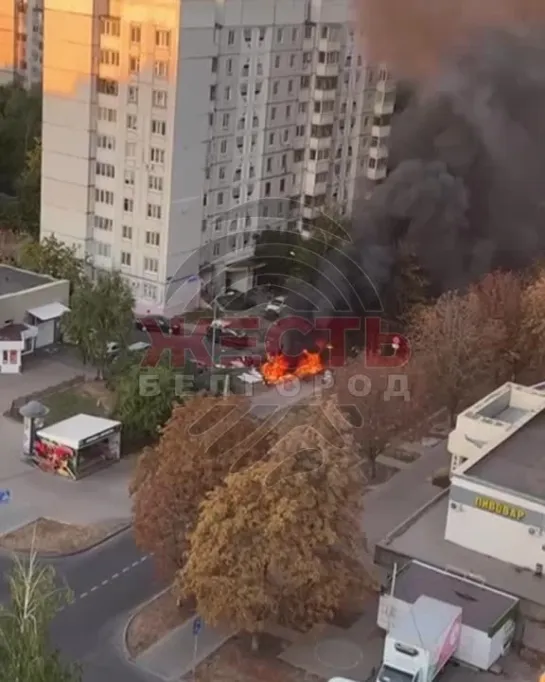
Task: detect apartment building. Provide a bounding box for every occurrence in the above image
[40,0,395,316]
[0,0,43,87]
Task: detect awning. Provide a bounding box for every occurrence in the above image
[27,302,70,321]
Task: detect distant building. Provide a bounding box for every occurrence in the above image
[0,264,69,373]
[40,0,395,315]
[0,0,43,87]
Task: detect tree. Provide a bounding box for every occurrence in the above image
[131,395,272,576]
[62,271,134,378]
[15,139,41,238]
[409,290,501,426]
[520,271,545,379]
[178,400,374,646]
[0,550,81,681]
[19,234,86,291]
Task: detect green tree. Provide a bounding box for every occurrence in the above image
[0,550,81,681]
[19,234,86,291]
[15,139,41,238]
[63,272,134,378]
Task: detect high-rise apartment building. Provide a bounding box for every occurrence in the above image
[0,0,43,87]
[40,0,395,315]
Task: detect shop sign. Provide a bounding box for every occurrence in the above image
[474,495,526,521]
[79,427,117,448]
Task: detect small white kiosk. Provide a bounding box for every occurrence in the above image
[32,414,121,479]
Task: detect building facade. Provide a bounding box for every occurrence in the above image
[40,0,395,315]
[0,0,43,87]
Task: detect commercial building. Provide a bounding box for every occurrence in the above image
[0,264,69,373]
[375,382,545,651]
[40,0,395,315]
[0,0,43,87]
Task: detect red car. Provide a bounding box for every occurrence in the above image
[135,315,181,335]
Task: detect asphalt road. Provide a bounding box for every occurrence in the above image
[0,528,166,682]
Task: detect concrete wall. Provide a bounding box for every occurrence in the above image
[0,279,70,325]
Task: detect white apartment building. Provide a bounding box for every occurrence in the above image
[40,0,395,316]
[0,0,43,87]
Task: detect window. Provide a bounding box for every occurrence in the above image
[121,251,132,266]
[222,112,230,128]
[97,78,118,95]
[95,241,111,258]
[243,28,251,42]
[321,26,328,39]
[97,134,115,150]
[150,147,165,164]
[95,188,114,204]
[228,30,235,45]
[285,104,291,119]
[218,166,225,180]
[301,75,310,88]
[259,27,266,41]
[279,178,285,193]
[305,25,313,39]
[209,85,216,101]
[292,28,298,42]
[151,119,166,136]
[100,17,120,37]
[124,198,134,212]
[124,170,135,185]
[96,161,115,178]
[152,89,167,108]
[129,56,140,74]
[94,215,113,231]
[287,79,293,93]
[148,175,163,191]
[271,106,276,121]
[265,181,271,196]
[155,29,171,47]
[98,106,116,122]
[290,54,295,68]
[122,225,132,239]
[276,28,283,43]
[126,114,137,130]
[130,23,141,43]
[154,60,169,78]
[226,58,232,75]
[211,57,217,73]
[143,283,157,300]
[144,257,159,273]
[269,132,275,145]
[283,129,289,142]
[272,81,279,95]
[266,158,272,172]
[146,231,160,246]
[125,141,136,158]
[224,86,231,100]
[147,203,162,219]
[127,85,138,103]
[220,140,227,154]
[274,55,280,68]
[99,49,119,66]
[213,243,220,256]
[217,191,224,206]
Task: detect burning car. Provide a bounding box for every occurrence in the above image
[260,349,325,385]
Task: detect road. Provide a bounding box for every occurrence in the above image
[0,528,165,682]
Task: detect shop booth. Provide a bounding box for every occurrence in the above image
[32,414,121,479]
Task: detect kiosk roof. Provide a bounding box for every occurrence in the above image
[36,414,121,450]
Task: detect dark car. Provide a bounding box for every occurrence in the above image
[206,321,250,348]
[135,315,181,335]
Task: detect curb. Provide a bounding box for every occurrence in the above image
[122,585,171,663]
[0,520,132,560]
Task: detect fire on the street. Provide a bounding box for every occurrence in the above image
[260,350,325,385]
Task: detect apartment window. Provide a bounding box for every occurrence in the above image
[127,85,138,103]
[94,215,113,231]
[226,58,232,75]
[220,140,227,154]
[301,75,310,88]
[100,17,120,37]
[97,78,118,95]
[255,81,262,95]
[288,79,293,93]
[122,225,132,239]
[95,241,112,258]
[222,112,230,128]
[124,198,134,212]
[213,243,220,256]
[124,170,135,185]
[218,166,226,180]
[211,57,217,73]
[96,162,115,178]
[259,27,266,41]
[252,115,259,127]
[224,86,231,100]
[148,175,163,191]
[276,28,283,43]
[121,251,132,266]
[217,191,224,206]
[150,147,165,164]
[126,114,137,130]
[99,49,119,66]
[266,158,272,172]
[144,257,159,273]
[95,188,114,205]
[296,125,304,136]
[321,26,328,39]
[154,60,169,79]
[271,107,276,121]
[274,55,280,69]
[143,283,157,300]
[151,119,166,136]
[272,81,278,95]
[243,28,251,42]
[97,134,115,150]
[240,83,248,97]
[305,25,313,39]
[155,29,171,48]
[290,54,296,68]
[209,85,216,101]
[294,149,304,162]
[292,28,298,42]
[147,203,162,219]
[241,63,249,78]
[98,107,116,122]
[299,102,307,113]
[279,178,285,193]
[125,141,136,158]
[269,132,275,145]
[265,181,271,197]
[145,231,160,246]
[286,105,291,119]
[228,30,235,45]
[152,89,167,108]
[129,56,140,74]
[130,23,141,43]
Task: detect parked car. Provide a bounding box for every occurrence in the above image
[135,315,181,335]
[265,295,287,319]
[106,340,151,357]
[206,320,250,348]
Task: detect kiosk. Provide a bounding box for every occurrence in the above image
[32,414,121,479]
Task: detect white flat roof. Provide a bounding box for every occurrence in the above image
[36,413,120,450]
[27,301,69,321]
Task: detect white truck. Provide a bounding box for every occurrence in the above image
[377,595,462,682]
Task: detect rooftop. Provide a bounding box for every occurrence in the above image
[0,265,54,297]
[375,491,545,607]
[464,411,545,503]
[36,414,121,450]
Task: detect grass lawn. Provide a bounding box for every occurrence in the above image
[41,386,107,426]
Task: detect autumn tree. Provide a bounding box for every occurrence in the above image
[409,290,501,426]
[520,271,545,379]
[131,394,272,576]
[19,234,86,291]
[178,399,375,646]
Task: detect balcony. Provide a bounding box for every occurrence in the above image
[318,37,340,52]
[371,123,391,138]
[366,165,387,181]
[223,244,255,266]
[316,62,339,78]
[374,93,395,116]
[309,136,332,151]
[311,110,334,126]
[376,78,396,94]
[368,141,389,160]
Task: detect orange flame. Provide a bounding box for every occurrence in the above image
[261,350,325,385]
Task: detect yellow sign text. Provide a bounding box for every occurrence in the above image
[474,496,526,521]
